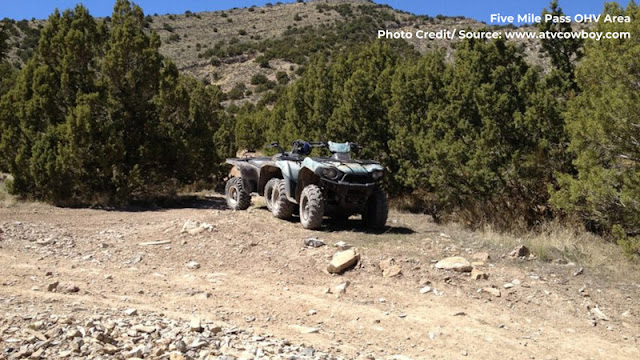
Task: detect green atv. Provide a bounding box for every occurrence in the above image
[225,140,388,230]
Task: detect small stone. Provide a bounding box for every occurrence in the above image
[65,329,81,339]
[304,237,325,248]
[483,287,501,297]
[503,283,514,289]
[188,227,205,235]
[59,283,79,293]
[472,252,490,261]
[435,256,472,272]
[186,261,201,270]
[590,306,610,321]
[190,318,203,332]
[133,325,156,334]
[174,340,188,353]
[335,281,350,294]
[334,241,351,250]
[124,308,138,316]
[509,245,530,257]
[181,220,199,233]
[573,267,584,276]
[169,353,186,360]
[308,309,317,315]
[383,265,402,278]
[419,286,432,294]
[47,281,59,292]
[471,268,488,280]
[102,344,118,355]
[461,350,469,356]
[327,248,359,274]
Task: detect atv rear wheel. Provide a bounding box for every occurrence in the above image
[362,189,388,229]
[299,184,325,229]
[264,178,280,212]
[271,180,294,219]
[225,177,251,210]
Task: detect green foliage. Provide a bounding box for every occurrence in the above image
[227,83,246,100]
[538,1,583,88]
[0,1,226,205]
[0,22,8,60]
[250,73,268,85]
[276,71,289,84]
[550,2,640,246]
[242,37,571,229]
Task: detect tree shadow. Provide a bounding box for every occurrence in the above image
[322,217,416,234]
[96,194,228,212]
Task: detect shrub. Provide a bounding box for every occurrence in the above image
[250,73,268,85]
[276,71,289,85]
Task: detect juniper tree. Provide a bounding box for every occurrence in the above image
[551,2,640,256]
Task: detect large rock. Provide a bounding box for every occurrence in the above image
[435,256,472,272]
[327,248,359,274]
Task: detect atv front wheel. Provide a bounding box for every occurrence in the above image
[299,184,325,229]
[362,189,388,229]
[271,180,294,219]
[225,177,251,210]
[264,178,280,212]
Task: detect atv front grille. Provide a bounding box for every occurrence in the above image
[342,174,372,184]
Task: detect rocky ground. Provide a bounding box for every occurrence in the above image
[1,195,639,359]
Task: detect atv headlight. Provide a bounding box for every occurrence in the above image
[322,167,340,179]
[372,170,384,180]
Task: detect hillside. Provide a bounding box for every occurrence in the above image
[1,0,544,102]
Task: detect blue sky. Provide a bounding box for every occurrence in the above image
[0,0,622,23]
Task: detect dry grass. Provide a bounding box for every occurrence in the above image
[0,174,17,208]
[479,221,639,279]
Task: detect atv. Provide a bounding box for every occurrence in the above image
[225,140,388,230]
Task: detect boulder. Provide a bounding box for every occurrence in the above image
[327,248,359,274]
[435,256,472,272]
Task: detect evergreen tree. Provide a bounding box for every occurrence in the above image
[0,1,225,204]
[551,2,640,256]
[538,0,583,88]
[0,22,8,60]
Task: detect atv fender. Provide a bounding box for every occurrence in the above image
[276,160,302,203]
[295,168,321,203]
[258,165,283,196]
[225,160,259,193]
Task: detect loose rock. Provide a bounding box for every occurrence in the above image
[327,248,359,274]
[186,261,201,270]
[435,256,472,272]
[483,287,501,297]
[509,245,530,257]
[471,268,488,280]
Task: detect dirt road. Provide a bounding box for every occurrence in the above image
[1,195,639,359]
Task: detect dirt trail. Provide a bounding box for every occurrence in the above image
[1,196,639,359]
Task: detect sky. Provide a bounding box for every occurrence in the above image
[0,0,622,23]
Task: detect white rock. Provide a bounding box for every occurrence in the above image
[186,261,201,270]
[435,256,472,272]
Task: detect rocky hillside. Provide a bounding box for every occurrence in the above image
[2,0,544,102]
